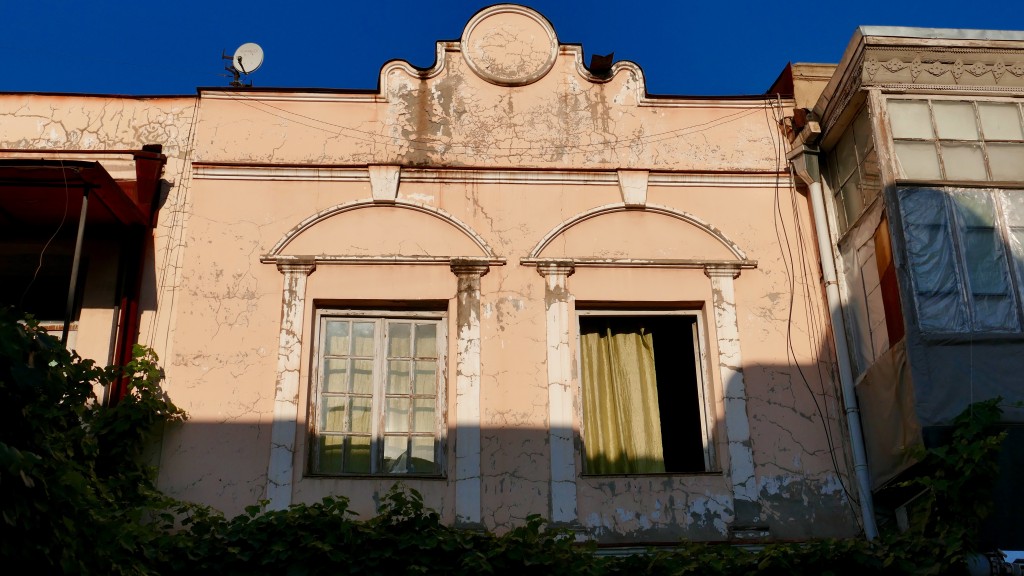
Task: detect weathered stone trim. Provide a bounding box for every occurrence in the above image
[522,257,757,270]
[537,261,578,524]
[617,170,649,207]
[368,164,400,203]
[266,258,316,510]
[704,266,758,523]
[450,258,490,526]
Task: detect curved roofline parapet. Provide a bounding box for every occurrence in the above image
[263,199,499,259]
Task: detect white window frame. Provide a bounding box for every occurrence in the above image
[308,308,448,477]
[574,309,716,474]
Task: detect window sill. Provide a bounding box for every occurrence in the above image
[580,470,722,479]
[896,179,1024,190]
[918,330,1024,344]
[305,473,447,480]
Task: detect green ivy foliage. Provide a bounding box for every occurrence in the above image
[0,307,185,573]
[0,308,1008,575]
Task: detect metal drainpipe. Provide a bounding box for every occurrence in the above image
[789,140,879,540]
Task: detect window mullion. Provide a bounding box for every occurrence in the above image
[995,194,1024,330]
[928,100,948,179]
[973,102,995,181]
[372,318,387,474]
[946,194,976,330]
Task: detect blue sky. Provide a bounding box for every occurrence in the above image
[3,1,1023,96]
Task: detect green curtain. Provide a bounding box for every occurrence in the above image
[580,320,665,474]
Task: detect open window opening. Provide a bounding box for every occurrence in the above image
[578,312,712,475]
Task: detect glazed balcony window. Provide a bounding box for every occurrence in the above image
[889,99,1024,183]
[898,187,1024,333]
[310,311,446,476]
[824,105,883,235]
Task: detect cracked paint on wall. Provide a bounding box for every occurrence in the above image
[1,4,861,540]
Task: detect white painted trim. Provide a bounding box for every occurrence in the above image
[705,269,757,508]
[538,263,578,523]
[266,260,315,510]
[450,261,489,525]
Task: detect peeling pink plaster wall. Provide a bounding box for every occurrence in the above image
[0,5,859,542]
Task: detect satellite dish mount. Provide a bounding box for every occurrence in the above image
[222,43,264,87]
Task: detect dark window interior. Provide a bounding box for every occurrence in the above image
[579,315,707,473]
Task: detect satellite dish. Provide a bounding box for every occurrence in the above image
[232,43,264,75]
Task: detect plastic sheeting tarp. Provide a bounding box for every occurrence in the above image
[855,340,922,489]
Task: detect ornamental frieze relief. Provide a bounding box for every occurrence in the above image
[863,55,1024,84]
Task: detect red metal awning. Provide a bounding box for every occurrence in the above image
[0,149,166,229]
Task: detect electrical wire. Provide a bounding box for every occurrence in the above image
[147,98,202,359]
[19,158,71,309]
[223,91,767,155]
[763,96,862,527]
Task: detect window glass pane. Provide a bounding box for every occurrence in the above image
[410,437,437,474]
[387,360,411,394]
[383,436,408,473]
[832,184,849,233]
[894,141,941,179]
[344,436,371,474]
[952,192,1018,331]
[350,396,372,433]
[933,101,979,140]
[386,398,411,433]
[317,435,344,474]
[324,320,350,356]
[987,144,1024,181]
[415,323,437,358]
[836,129,858,183]
[351,359,374,394]
[941,143,988,181]
[388,322,411,357]
[825,150,841,192]
[322,358,348,393]
[979,103,1024,140]
[413,398,435,433]
[321,397,348,432]
[889,100,934,139]
[414,360,437,395]
[853,106,874,158]
[352,322,375,356]
[1003,190,1024,227]
[898,188,968,332]
[841,171,863,227]
[860,148,882,202]
[314,313,444,476]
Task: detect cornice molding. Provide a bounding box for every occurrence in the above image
[193,164,790,188]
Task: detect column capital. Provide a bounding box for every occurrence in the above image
[450,257,491,278]
[704,264,741,279]
[536,260,575,278]
[276,257,317,276]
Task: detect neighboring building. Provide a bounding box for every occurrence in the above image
[2,5,1019,548]
[784,27,1024,549]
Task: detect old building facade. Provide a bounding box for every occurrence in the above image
[6,5,1021,547]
